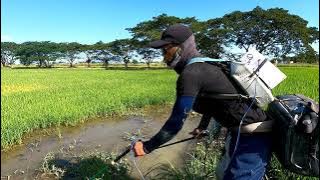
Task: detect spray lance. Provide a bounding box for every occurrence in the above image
[113,130,209,163]
[89,131,209,180]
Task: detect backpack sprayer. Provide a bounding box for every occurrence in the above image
[188,48,287,177]
[191,50,318,177]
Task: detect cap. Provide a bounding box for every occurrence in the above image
[148,24,193,49]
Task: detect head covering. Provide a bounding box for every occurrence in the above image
[149,24,201,74]
[172,34,201,74]
[148,24,193,48]
[179,34,201,63]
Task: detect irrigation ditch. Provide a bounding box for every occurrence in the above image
[1,104,204,179]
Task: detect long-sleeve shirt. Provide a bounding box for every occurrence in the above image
[143,61,268,153]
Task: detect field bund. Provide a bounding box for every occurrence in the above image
[1,67,319,149]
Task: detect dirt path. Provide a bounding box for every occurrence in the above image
[1,105,202,179]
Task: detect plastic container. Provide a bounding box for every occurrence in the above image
[230,61,275,108]
[230,49,287,108]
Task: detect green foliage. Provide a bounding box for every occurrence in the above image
[292,46,319,63]
[219,6,319,57]
[15,41,64,67]
[126,13,200,46]
[126,14,223,58]
[127,8,319,60]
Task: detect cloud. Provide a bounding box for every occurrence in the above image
[1,35,13,42]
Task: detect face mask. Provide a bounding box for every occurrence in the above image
[166,47,182,68]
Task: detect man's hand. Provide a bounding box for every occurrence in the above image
[132,140,146,157]
[189,128,208,139]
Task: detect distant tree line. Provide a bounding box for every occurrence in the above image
[1,6,319,68]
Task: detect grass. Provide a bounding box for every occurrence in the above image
[39,151,133,179]
[1,68,176,149]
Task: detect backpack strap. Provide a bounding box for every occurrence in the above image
[187,57,227,66]
[187,57,249,101]
[198,93,251,100]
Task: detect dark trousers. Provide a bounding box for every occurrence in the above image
[217,131,272,180]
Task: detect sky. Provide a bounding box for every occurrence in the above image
[1,0,319,54]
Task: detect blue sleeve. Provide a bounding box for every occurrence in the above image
[143,96,195,153]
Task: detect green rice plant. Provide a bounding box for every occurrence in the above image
[273,67,319,100]
[1,68,176,149]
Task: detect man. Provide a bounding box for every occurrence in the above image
[132,24,273,180]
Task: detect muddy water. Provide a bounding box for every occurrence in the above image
[1,105,202,179]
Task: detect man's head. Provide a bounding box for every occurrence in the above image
[148,24,199,70]
[148,24,193,49]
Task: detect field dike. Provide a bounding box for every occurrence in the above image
[1,104,204,179]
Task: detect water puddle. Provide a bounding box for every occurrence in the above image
[1,104,202,179]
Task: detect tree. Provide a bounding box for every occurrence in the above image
[137,48,161,68]
[126,14,226,58]
[218,6,319,58]
[1,42,18,67]
[199,18,230,58]
[81,44,97,67]
[15,41,61,67]
[39,41,61,67]
[127,14,200,44]
[132,59,139,64]
[107,39,134,69]
[293,45,319,63]
[15,42,34,66]
[61,42,82,68]
[92,41,113,69]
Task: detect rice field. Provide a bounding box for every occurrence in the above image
[1,66,319,149]
[272,67,319,100]
[1,68,177,149]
